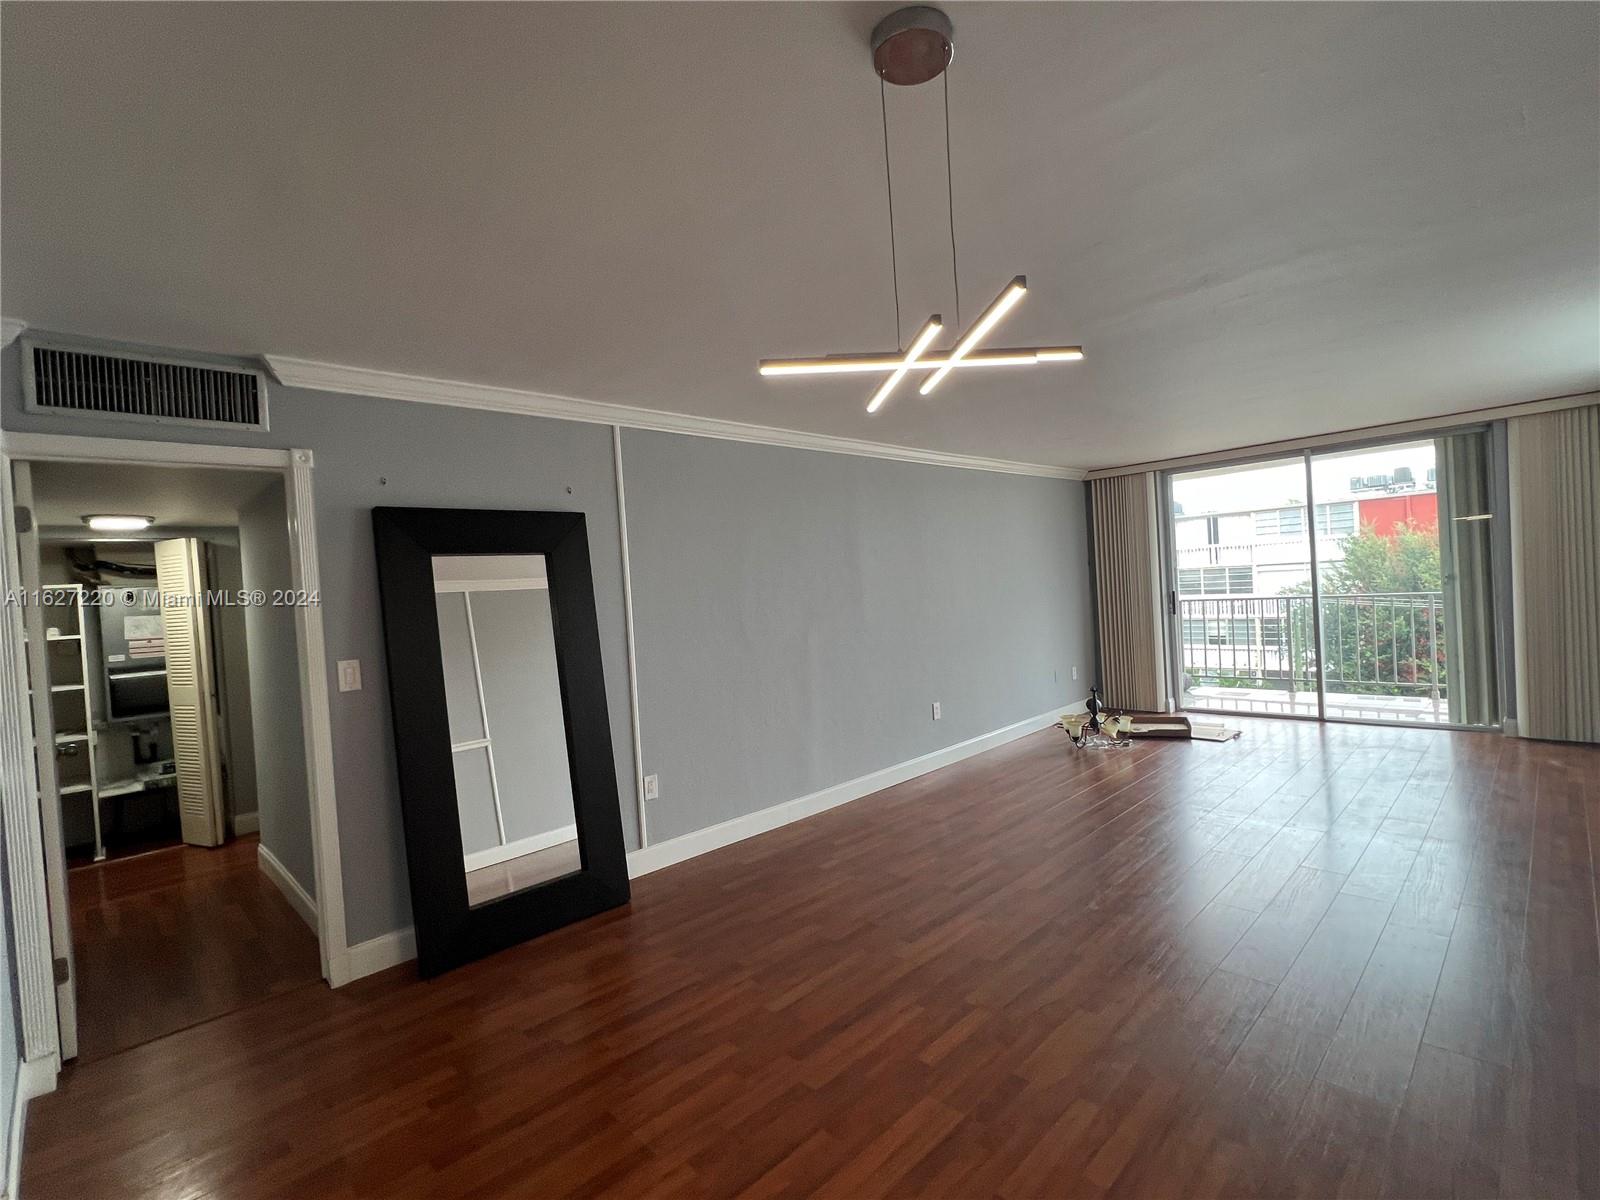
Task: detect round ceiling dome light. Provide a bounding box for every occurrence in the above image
[871,5,954,87]
[82,514,154,531]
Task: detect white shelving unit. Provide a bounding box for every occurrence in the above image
[30,584,106,860]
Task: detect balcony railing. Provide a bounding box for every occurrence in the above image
[1177,592,1447,717]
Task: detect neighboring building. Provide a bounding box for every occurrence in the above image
[1358,491,1438,538]
[1172,461,1438,600]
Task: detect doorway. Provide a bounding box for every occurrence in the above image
[1165,431,1502,728]
[1,434,347,1076]
[19,460,321,1061]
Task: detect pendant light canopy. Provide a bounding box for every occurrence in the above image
[758,7,1083,415]
[871,5,954,87]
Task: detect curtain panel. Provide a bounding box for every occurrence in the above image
[1089,473,1170,713]
[1436,431,1500,726]
[1509,403,1600,743]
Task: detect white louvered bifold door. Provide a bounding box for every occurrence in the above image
[155,538,226,847]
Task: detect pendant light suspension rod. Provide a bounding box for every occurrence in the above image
[944,71,961,333]
[881,78,903,351]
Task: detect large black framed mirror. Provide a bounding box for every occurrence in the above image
[372,507,629,977]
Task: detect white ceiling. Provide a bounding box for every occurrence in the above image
[30,462,278,530]
[3,3,1595,471]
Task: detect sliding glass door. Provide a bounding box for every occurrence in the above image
[1169,457,1321,718]
[1167,431,1500,728]
[1309,441,1445,722]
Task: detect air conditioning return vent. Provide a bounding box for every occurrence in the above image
[21,339,269,431]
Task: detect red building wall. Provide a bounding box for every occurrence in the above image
[1357,492,1438,537]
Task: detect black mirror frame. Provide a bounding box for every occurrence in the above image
[371,506,630,977]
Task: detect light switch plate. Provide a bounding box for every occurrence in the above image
[932,701,942,720]
[643,774,660,801]
[337,659,362,692]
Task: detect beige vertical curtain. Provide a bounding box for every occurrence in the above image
[1437,431,1499,726]
[1089,472,1170,713]
[1509,403,1600,743]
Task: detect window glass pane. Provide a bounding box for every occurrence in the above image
[1169,456,1318,717]
[1309,438,1485,726]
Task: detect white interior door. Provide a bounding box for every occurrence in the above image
[11,460,79,1060]
[155,537,226,847]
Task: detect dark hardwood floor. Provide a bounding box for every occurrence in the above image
[66,833,323,1063]
[24,719,1599,1198]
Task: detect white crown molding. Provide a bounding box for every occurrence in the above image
[1,318,26,348]
[264,355,1086,481]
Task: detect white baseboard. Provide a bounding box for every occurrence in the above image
[231,811,260,836]
[257,844,318,932]
[5,1055,58,1200]
[463,824,578,873]
[335,702,1079,984]
[339,926,417,982]
[627,704,1075,878]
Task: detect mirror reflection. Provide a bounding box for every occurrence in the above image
[432,554,580,907]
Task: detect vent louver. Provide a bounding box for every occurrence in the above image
[21,339,269,430]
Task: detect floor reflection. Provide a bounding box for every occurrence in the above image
[466,839,582,907]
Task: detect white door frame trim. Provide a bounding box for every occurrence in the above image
[0,431,352,1091]
[0,445,60,1075]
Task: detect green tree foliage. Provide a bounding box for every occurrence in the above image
[1288,520,1445,698]
[1319,520,1442,595]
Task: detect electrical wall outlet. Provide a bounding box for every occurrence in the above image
[337,659,362,692]
[642,774,660,801]
[1072,665,1079,681]
[932,701,942,720]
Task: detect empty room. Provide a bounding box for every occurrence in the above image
[1,4,1596,1199]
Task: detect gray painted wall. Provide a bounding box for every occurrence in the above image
[449,747,499,856]
[471,587,575,844]
[435,593,498,855]
[620,430,1094,842]
[209,541,260,827]
[238,483,315,897]
[436,586,577,855]
[436,593,485,746]
[1,338,1095,949]
[1,342,637,945]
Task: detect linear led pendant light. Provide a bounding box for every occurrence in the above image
[757,6,1082,414]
